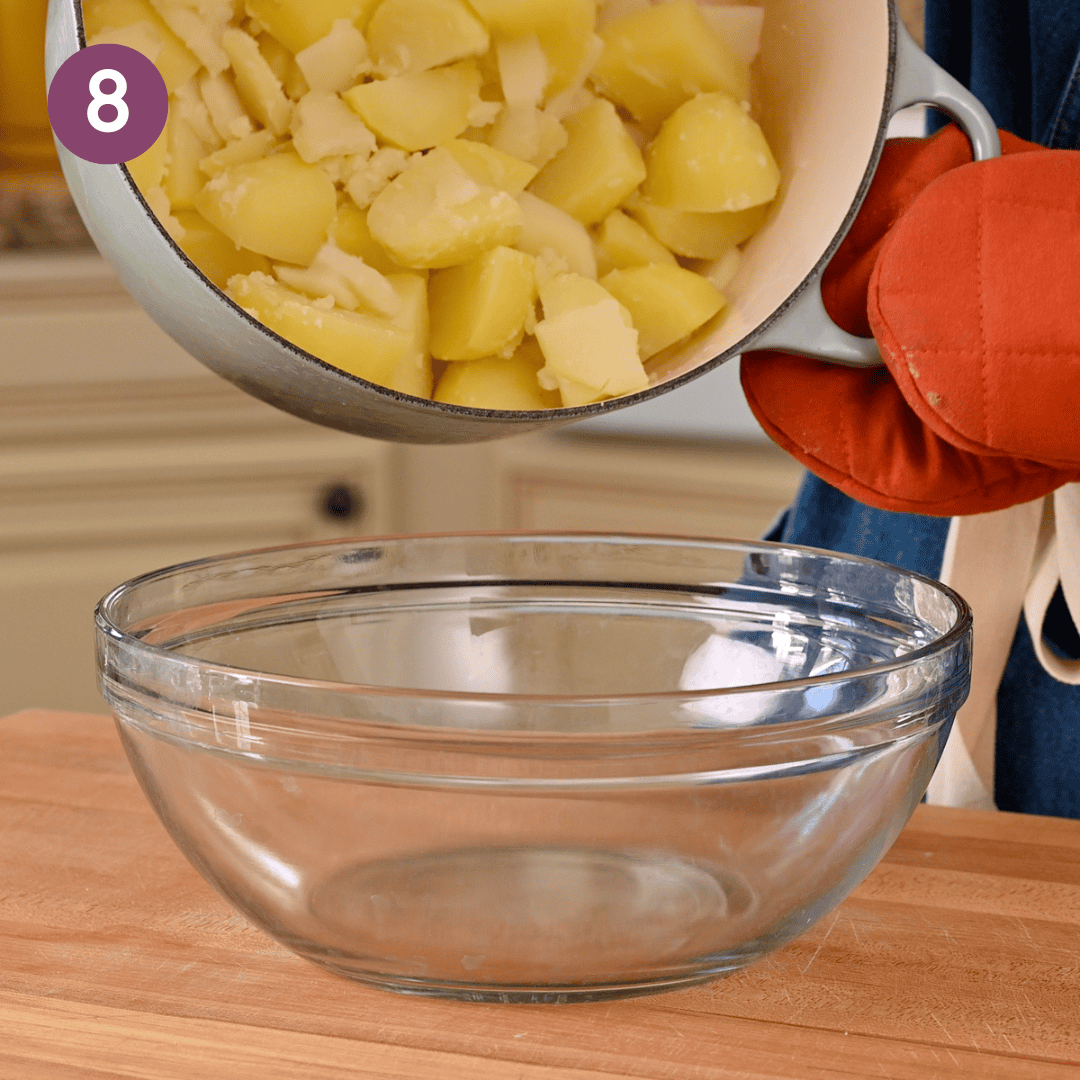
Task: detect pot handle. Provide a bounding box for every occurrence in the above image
[747,15,1000,368]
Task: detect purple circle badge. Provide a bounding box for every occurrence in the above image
[48,44,168,165]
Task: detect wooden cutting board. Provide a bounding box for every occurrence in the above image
[2,708,1079,1079]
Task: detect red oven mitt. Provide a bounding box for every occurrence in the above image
[740,125,1080,516]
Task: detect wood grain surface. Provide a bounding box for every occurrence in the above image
[2,709,1079,1079]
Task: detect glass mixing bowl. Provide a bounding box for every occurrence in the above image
[96,533,971,1003]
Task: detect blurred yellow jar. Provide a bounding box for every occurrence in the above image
[0,0,59,166]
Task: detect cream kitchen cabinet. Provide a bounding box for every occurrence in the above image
[1,252,803,716]
[399,434,803,539]
[1,252,395,716]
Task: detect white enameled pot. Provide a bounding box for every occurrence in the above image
[46,0,998,443]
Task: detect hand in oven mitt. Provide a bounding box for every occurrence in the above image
[739,125,1080,516]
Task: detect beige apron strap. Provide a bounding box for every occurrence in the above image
[925,497,1046,809]
[1023,483,1080,684]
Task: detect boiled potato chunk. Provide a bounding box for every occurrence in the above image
[443,139,538,194]
[85,0,200,92]
[329,204,402,274]
[366,0,489,75]
[275,242,402,315]
[527,98,645,225]
[195,152,337,265]
[547,370,606,407]
[244,0,380,55]
[592,0,750,132]
[496,33,549,108]
[228,271,411,384]
[163,114,206,210]
[538,270,624,320]
[644,92,780,212]
[367,147,523,268]
[199,129,279,176]
[592,209,677,275]
[486,104,567,170]
[384,272,434,396]
[295,19,372,93]
[434,341,557,409]
[429,246,535,360]
[516,191,597,278]
[126,123,168,192]
[343,61,482,151]
[221,27,293,135]
[173,210,272,288]
[600,264,725,359]
[626,197,771,258]
[290,91,377,163]
[466,0,598,96]
[535,272,647,395]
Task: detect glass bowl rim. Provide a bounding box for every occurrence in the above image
[95,531,974,707]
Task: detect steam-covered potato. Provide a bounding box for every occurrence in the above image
[99,0,777,412]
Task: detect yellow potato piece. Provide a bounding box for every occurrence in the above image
[163,114,205,211]
[538,271,625,321]
[244,0,380,56]
[592,0,750,132]
[516,191,597,279]
[592,210,677,276]
[221,27,293,136]
[367,146,523,268]
[228,271,412,384]
[366,0,489,75]
[195,152,338,266]
[434,340,558,409]
[442,139,538,194]
[485,104,567,170]
[550,371,606,407]
[466,0,597,96]
[644,92,780,213]
[625,197,771,259]
[428,246,535,360]
[199,130,279,177]
[328,204,403,274]
[535,273,647,394]
[256,30,291,83]
[343,61,483,151]
[496,33,549,108]
[126,123,168,193]
[294,19,373,94]
[85,0,200,92]
[600,264,725,359]
[527,98,645,225]
[384,273,434,397]
[174,210,272,289]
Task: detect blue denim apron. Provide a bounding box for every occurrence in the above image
[769,0,1080,817]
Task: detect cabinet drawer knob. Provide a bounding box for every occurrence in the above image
[320,482,364,523]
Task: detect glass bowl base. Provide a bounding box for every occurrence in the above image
[292,845,763,1002]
